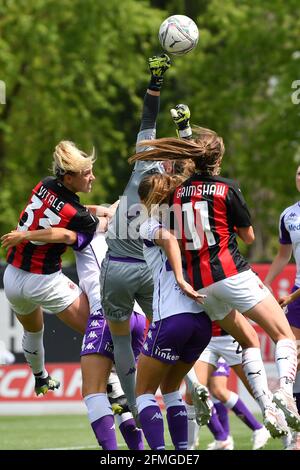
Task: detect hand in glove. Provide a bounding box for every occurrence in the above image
[148,53,171,91]
[170,103,192,139]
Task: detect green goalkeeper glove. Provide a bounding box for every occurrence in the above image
[148,53,171,91]
[170,103,192,139]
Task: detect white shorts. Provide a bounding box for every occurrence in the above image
[3,264,82,316]
[198,269,270,321]
[199,335,242,367]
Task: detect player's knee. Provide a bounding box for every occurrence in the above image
[211,387,228,402]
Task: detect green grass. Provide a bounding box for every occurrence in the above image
[0,413,284,450]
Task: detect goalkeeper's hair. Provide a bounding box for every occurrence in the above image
[138,173,185,214]
[129,126,224,176]
[52,141,96,178]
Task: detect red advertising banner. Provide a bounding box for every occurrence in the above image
[0,363,82,401]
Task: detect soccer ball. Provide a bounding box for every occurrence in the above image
[158,15,199,56]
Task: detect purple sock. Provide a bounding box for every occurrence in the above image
[166,405,188,450]
[214,402,230,436]
[119,418,144,450]
[232,398,262,431]
[139,405,165,450]
[91,415,117,450]
[294,392,300,414]
[207,406,228,441]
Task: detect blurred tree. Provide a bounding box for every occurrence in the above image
[0,0,165,259]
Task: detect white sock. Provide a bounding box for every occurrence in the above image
[224,391,239,409]
[115,412,133,426]
[163,391,183,408]
[186,403,199,449]
[242,347,272,412]
[84,393,113,423]
[136,393,158,414]
[185,367,199,392]
[275,339,297,395]
[22,328,47,377]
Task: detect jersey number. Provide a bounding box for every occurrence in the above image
[182,201,216,250]
[18,195,61,245]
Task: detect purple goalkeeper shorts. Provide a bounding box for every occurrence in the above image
[212,359,230,377]
[80,309,146,361]
[286,285,300,329]
[142,312,212,364]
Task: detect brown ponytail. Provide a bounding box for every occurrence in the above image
[129,126,225,176]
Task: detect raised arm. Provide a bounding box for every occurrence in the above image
[136,54,171,149]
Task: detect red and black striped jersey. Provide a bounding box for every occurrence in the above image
[212,321,228,337]
[171,174,250,290]
[7,177,98,274]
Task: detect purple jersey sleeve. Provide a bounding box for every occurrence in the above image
[72,232,94,251]
[279,212,292,244]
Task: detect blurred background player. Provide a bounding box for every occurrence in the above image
[264,164,300,450]
[1,142,98,396]
[100,54,171,417]
[135,173,211,450]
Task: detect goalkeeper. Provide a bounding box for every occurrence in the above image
[100,53,171,421]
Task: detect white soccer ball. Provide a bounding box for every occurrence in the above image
[158,15,199,56]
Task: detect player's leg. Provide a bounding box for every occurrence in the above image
[217,310,289,437]
[208,361,231,440]
[100,256,143,414]
[136,353,170,450]
[110,311,146,450]
[81,354,117,450]
[228,364,271,450]
[197,362,231,448]
[161,361,197,451]
[107,370,144,450]
[3,266,59,395]
[80,308,118,450]
[56,292,90,334]
[160,312,212,450]
[15,308,60,395]
[245,295,300,431]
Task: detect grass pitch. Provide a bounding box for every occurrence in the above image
[0,413,284,450]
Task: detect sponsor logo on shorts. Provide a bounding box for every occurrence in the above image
[154,346,179,361]
[68,281,76,290]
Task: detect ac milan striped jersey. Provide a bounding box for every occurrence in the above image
[7,177,98,274]
[171,174,251,290]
